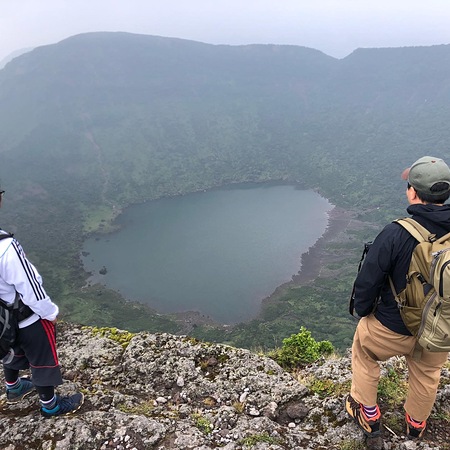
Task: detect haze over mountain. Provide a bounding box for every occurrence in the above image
[1,32,450,346]
[3,33,450,210]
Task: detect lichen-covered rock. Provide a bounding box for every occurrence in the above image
[0,322,448,449]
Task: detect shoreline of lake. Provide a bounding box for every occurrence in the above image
[258,205,363,312]
[293,206,357,283]
[82,183,333,325]
[172,205,363,331]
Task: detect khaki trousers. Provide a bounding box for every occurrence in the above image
[350,314,449,421]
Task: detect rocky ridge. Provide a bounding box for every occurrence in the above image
[0,322,448,449]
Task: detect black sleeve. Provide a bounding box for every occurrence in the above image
[353,224,396,317]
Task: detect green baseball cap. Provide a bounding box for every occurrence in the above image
[402,156,450,195]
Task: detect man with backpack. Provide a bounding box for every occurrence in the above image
[346,156,450,447]
[0,189,84,416]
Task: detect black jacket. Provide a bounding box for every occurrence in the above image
[353,203,450,335]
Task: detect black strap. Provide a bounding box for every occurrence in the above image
[0,291,34,324]
[0,292,20,340]
[358,242,372,271]
[17,300,34,322]
[349,241,373,317]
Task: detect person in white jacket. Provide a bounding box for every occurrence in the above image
[0,189,83,417]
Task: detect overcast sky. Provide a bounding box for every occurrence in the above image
[2,0,450,63]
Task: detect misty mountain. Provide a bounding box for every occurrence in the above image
[3,33,450,214]
[1,32,450,342]
[0,47,34,69]
[0,33,337,212]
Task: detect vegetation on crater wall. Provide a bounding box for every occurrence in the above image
[2,34,450,350]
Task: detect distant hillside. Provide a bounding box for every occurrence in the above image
[3,34,450,219]
[0,47,33,69]
[1,32,450,346]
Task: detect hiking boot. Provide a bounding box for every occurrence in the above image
[345,394,381,436]
[6,378,35,404]
[40,393,84,418]
[405,412,426,439]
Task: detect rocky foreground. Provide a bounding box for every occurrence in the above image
[0,322,449,449]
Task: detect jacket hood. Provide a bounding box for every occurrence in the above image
[407,203,450,231]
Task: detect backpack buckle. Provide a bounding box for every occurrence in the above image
[416,273,426,285]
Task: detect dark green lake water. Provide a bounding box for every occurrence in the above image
[82,184,332,324]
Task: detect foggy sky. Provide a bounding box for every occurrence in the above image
[2,0,450,63]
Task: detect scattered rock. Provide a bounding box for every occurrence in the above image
[0,322,448,449]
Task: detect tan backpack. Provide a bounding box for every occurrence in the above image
[390,218,450,353]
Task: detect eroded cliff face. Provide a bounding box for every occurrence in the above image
[0,322,448,449]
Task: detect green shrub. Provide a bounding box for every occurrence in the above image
[305,377,351,398]
[241,432,282,447]
[268,326,334,369]
[192,413,213,435]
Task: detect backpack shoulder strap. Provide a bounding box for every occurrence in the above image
[12,291,20,310]
[436,230,450,245]
[389,218,433,305]
[393,218,435,243]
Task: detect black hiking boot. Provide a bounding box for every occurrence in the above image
[40,393,84,417]
[6,378,35,404]
[345,394,382,436]
[405,412,426,439]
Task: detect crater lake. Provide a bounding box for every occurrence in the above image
[82,184,333,324]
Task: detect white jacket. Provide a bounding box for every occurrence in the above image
[0,230,59,327]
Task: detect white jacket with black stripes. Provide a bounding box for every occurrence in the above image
[0,230,59,328]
